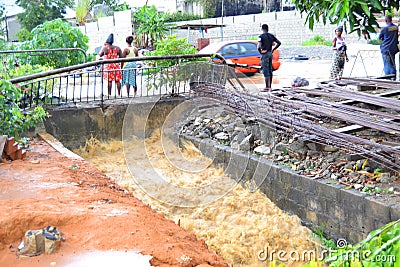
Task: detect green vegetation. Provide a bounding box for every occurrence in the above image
[133,5,172,48]
[15,29,33,42]
[292,0,399,36]
[301,35,331,46]
[147,35,197,66]
[0,79,47,139]
[325,220,399,267]
[18,19,89,68]
[164,11,203,22]
[368,39,382,45]
[16,0,74,31]
[145,36,198,92]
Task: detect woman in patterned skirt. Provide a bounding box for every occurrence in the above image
[122,36,139,96]
[329,26,349,80]
[99,34,124,95]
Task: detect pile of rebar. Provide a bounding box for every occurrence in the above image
[189,81,400,172]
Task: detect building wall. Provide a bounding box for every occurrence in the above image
[2,15,22,42]
[173,11,368,47]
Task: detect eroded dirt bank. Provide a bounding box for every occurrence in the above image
[0,139,228,267]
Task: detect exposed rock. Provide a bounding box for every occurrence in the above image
[214,132,229,141]
[254,145,271,155]
[324,145,339,152]
[239,134,252,151]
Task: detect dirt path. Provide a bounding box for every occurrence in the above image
[0,138,228,267]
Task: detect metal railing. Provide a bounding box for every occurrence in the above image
[8,54,244,108]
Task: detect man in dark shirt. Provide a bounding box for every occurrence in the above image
[379,15,399,78]
[257,24,281,91]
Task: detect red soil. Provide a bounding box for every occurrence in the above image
[0,138,229,267]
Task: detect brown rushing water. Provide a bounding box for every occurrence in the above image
[75,130,321,266]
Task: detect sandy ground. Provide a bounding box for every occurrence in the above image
[0,138,228,267]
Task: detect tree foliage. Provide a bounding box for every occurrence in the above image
[292,0,398,35]
[0,79,47,139]
[19,19,89,68]
[16,0,74,31]
[133,5,171,48]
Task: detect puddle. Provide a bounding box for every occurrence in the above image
[57,250,153,267]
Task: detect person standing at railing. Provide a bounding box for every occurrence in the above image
[122,36,139,96]
[99,33,124,95]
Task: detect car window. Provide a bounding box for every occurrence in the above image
[238,42,258,55]
[220,44,238,56]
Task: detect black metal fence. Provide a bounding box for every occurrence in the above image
[8,54,246,108]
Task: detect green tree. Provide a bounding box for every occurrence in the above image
[16,0,74,31]
[0,79,47,139]
[292,0,398,36]
[133,5,171,48]
[19,19,89,68]
[76,0,92,25]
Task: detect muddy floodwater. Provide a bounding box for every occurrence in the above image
[75,130,321,266]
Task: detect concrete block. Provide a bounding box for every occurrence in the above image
[288,187,307,206]
[327,203,345,221]
[305,210,318,224]
[251,159,274,185]
[364,197,390,220]
[290,174,303,188]
[225,151,250,181]
[301,177,316,194]
[339,189,365,211]
[306,196,327,212]
[390,204,400,221]
[315,181,339,202]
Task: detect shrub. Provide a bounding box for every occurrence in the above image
[18,19,89,68]
[15,28,33,42]
[0,79,47,139]
[301,35,331,46]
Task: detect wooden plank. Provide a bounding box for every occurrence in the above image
[38,132,83,160]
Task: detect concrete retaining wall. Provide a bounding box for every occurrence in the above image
[179,134,400,244]
[43,97,185,150]
[42,99,400,244]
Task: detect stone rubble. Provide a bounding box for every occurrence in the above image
[179,112,400,197]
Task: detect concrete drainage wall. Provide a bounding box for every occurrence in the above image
[43,97,185,150]
[179,134,400,244]
[43,98,400,244]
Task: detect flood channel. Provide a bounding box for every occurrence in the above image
[75,130,322,266]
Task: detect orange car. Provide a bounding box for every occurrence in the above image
[198,40,280,75]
